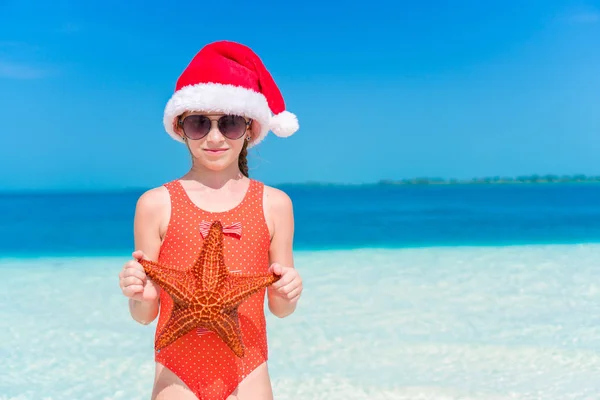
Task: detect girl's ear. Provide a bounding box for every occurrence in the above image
[251,119,261,137]
[175,118,188,143]
[173,117,182,136]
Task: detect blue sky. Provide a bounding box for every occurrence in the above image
[1,0,599,191]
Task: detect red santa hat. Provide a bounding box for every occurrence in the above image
[163,40,299,147]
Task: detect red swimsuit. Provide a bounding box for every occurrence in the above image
[155,179,272,399]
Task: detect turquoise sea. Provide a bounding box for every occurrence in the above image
[3,183,600,256]
[2,183,600,399]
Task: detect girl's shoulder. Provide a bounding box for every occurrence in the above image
[135,184,171,214]
[261,183,293,215]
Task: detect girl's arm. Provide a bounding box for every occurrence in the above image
[127,188,169,324]
[265,187,302,318]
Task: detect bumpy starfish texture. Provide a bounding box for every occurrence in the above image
[139,221,280,357]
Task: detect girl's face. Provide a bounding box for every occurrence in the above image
[176,112,256,173]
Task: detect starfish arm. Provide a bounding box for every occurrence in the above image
[209,309,245,358]
[155,307,199,351]
[227,272,280,285]
[139,259,194,305]
[222,274,279,310]
[192,222,230,291]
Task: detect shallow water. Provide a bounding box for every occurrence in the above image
[2,245,600,399]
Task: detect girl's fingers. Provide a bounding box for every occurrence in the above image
[285,285,303,301]
[269,263,284,276]
[124,267,146,281]
[123,285,144,297]
[272,272,295,289]
[122,276,144,288]
[276,274,299,292]
[125,259,145,272]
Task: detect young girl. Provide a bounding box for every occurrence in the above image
[117,41,303,400]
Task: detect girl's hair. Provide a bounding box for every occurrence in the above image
[238,138,250,177]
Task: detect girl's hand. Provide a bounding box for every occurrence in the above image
[118,250,160,302]
[268,263,303,304]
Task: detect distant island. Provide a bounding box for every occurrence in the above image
[379,174,600,185]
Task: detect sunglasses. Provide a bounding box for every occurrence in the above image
[178,114,252,141]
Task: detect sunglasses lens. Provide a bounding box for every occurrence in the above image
[218,115,248,139]
[182,115,211,140]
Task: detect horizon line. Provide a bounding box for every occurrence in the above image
[1,173,600,195]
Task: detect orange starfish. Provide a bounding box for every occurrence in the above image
[139,220,279,357]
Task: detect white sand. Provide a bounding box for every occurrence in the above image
[1,244,600,399]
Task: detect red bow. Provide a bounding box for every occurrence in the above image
[199,221,242,239]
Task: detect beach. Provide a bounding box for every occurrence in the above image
[3,244,600,399]
[2,0,599,397]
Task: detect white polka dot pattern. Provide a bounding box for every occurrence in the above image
[153,179,271,399]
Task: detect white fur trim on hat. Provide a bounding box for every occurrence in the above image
[163,83,272,147]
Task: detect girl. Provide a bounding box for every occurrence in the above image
[117,41,303,400]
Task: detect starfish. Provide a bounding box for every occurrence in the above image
[139,220,280,357]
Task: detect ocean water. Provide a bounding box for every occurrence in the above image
[2,183,600,256]
[2,184,600,399]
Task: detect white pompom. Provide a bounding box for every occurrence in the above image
[269,111,299,137]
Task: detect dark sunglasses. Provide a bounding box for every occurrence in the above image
[178,114,252,140]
